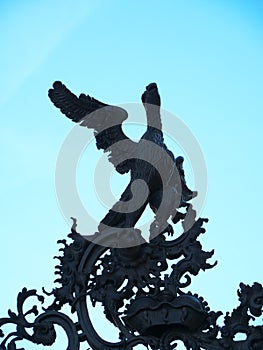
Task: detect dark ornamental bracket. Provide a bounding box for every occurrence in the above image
[1,82,262,349]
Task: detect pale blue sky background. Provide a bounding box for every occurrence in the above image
[0,1,262,349]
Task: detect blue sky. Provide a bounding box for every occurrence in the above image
[0,1,262,349]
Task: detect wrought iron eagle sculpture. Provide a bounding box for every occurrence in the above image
[48,82,196,236]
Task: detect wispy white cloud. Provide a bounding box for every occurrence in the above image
[0,0,92,105]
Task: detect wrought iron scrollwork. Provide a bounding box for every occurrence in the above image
[1,216,262,349]
[0,288,79,350]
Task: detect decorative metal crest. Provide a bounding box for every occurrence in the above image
[1,82,262,349]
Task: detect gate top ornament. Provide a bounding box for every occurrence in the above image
[0,83,262,350]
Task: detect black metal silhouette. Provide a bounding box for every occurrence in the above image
[1,83,262,349]
[48,82,196,237]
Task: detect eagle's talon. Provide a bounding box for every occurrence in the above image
[165,224,174,236]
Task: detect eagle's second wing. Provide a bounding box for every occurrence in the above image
[48,81,135,173]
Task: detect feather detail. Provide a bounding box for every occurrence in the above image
[48,81,135,174]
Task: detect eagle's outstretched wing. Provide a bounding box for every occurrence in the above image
[48,81,136,173]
